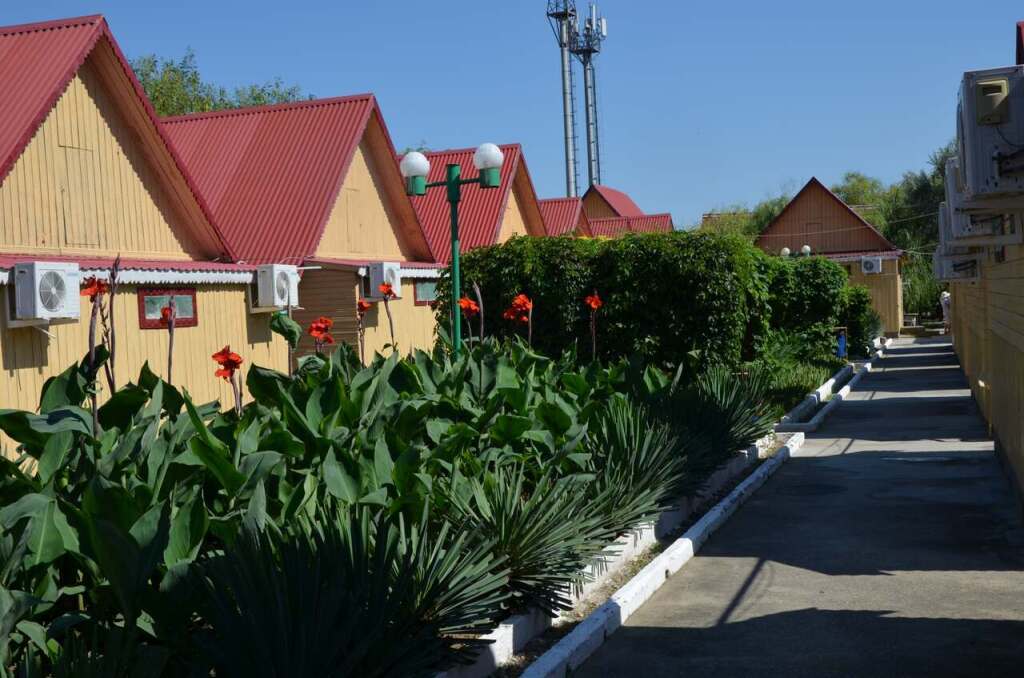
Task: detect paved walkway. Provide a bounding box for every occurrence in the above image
[577,338,1024,677]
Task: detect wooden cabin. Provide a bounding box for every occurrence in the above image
[0,15,288,434]
[579,184,674,236]
[755,177,904,335]
[539,197,592,237]
[581,184,646,220]
[163,95,440,357]
[412,145,547,262]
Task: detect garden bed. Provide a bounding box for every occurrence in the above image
[439,434,778,678]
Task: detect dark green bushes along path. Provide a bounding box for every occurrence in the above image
[437,231,879,411]
[0,337,778,677]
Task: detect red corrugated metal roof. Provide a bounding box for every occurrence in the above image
[0,252,256,272]
[539,197,589,236]
[0,15,236,260]
[164,95,430,265]
[307,257,439,269]
[588,184,645,217]
[589,213,674,237]
[411,144,540,264]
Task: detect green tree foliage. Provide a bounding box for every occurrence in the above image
[130,49,308,117]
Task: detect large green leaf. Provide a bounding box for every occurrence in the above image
[269,310,303,350]
[165,490,208,566]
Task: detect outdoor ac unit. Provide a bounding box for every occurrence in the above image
[860,256,883,275]
[253,264,299,311]
[957,65,1024,200]
[368,262,402,299]
[943,159,1024,245]
[12,262,81,321]
[933,251,982,283]
[937,202,971,256]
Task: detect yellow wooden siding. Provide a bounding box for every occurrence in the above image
[293,270,435,360]
[847,258,903,335]
[0,56,207,260]
[0,285,287,452]
[950,243,1024,498]
[582,191,617,220]
[313,140,415,261]
[497,186,530,243]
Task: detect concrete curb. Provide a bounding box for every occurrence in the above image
[521,432,806,678]
[438,434,777,678]
[776,364,854,427]
[776,361,874,433]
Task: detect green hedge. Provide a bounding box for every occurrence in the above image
[436,232,763,368]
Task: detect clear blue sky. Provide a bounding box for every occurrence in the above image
[7,1,1024,226]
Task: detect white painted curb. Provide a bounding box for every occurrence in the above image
[521,433,806,678]
[438,435,776,678]
[776,364,853,427]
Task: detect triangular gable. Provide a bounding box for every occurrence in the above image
[0,15,233,259]
[163,95,431,264]
[583,184,645,218]
[755,177,897,254]
[412,144,544,264]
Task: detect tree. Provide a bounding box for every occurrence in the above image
[130,49,308,117]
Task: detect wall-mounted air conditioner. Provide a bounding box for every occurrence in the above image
[251,264,299,312]
[933,251,982,282]
[11,262,81,322]
[860,256,883,275]
[368,262,402,299]
[944,159,1024,244]
[937,202,971,256]
[957,66,1024,200]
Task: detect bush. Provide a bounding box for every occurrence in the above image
[764,256,848,331]
[437,231,762,368]
[840,285,882,358]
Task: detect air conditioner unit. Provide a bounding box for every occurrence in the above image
[937,202,971,256]
[957,66,1024,200]
[944,159,1024,244]
[12,262,81,322]
[933,251,981,282]
[860,256,883,275]
[252,264,299,312]
[368,262,402,299]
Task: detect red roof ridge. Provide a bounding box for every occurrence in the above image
[0,14,103,37]
[162,93,376,124]
[420,142,521,156]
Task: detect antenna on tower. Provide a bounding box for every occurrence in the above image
[571,3,607,188]
[547,1,580,197]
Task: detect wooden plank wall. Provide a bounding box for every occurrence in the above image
[951,242,1024,498]
[847,258,903,335]
[0,57,204,259]
[0,284,286,455]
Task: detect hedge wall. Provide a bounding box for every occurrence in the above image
[435,232,766,367]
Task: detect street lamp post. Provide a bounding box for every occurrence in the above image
[400,143,504,356]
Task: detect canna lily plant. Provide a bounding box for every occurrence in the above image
[378,282,397,351]
[458,296,480,345]
[356,299,372,363]
[502,293,533,346]
[307,315,335,355]
[212,345,244,415]
[584,291,603,361]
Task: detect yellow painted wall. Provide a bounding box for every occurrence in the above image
[847,258,903,335]
[582,191,618,220]
[950,243,1023,501]
[313,140,415,261]
[0,284,286,449]
[497,186,531,243]
[0,56,209,260]
[293,269,435,361]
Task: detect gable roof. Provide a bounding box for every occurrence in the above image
[586,184,645,217]
[0,15,234,259]
[589,213,674,237]
[163,94,431,264]
[755,177,897,254]
[410,144,545,264]
[539,197,590,236]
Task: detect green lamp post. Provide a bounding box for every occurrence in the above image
[400,143,505,356]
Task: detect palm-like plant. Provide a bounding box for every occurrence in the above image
[198,505,508,678]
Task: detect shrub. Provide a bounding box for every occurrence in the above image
[841,285,882,358]
[438,231,761,368]
[766,256,848,331]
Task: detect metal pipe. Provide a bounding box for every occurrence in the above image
[558,17,578,198]
[582,57,601,187]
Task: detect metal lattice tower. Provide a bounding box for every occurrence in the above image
[547,1,580,197]
[571,4,607,188]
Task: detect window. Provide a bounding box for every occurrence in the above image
[414,280,438,306]
[137,287,198,329]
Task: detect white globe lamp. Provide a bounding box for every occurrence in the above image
[473,143,504,188]
[400,151,430,196]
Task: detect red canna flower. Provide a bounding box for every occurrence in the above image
[212,345,243,380]
[357,299,372,316]
[584,292,603,311]
[510,293,532,312]
[307,316,334,339]
[378,282,396,299]
[160,306,174,325]
[80,276,109,300]
[458,297,480,316]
